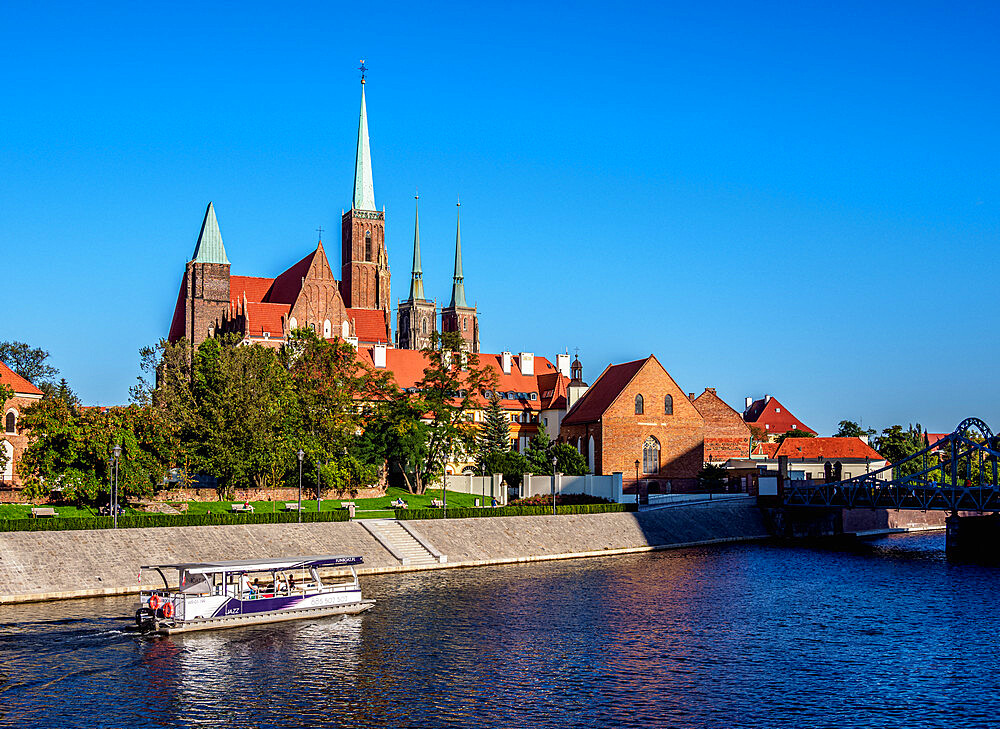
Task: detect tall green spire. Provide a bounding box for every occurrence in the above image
[352,79,376,211]
[191,201,229,265]
[409,194,425,301]
[449,198,467,308]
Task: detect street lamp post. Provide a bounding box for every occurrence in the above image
[316,458,322,514]
[112,444,122,528]
[297,449,304,523]
[552,454,558,515]
[634,459,640,509]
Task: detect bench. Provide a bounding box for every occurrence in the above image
[429,499,444,508]
[30,507,57,518]
[283,502,303,512]
[340,501,356,518]
[390,498,408,509]
[230,503,254,513]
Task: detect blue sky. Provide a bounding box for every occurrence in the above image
[1,1,997,435]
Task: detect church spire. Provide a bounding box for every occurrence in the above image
[191,201,229,265]
[408,194,425,301]
[352,64,376,211]
[449,197,467,308]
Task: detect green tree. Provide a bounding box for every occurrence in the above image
[476,394,510,469]
[523,428,589,477]
[370,332,495,494]
[834,420,877,439]
[0,341,58,387]
[51,378,80,406]
[776,429,817,444]
[697,463,728,491]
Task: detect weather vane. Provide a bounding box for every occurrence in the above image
[359,59,367,83]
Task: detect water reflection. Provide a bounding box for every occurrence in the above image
[2,533,1000,728]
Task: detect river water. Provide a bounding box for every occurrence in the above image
[1,533,999,728]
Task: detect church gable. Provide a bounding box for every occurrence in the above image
[288,242,348,337]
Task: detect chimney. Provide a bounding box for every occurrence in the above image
[765,394,771,404]
[346,336,359,350]
[519,352,534,376]
[501,351,512,375]
[373,344,387,368]
[443,351,452,369]
[706,387,716,394]
[688,392,695,401]
[745,396,753,409]
[556,353,570,378]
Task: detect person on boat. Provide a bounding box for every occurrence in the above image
[287,574,296,592]
[239,573,251,597]
[274,574,287,593]
[251,578,261,597]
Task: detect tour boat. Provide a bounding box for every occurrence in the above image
[133,555,374,635]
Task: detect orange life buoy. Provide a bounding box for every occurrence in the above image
[162,602,174,618]
[148,594,160,610]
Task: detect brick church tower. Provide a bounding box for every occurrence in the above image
[397,195,438,350]
[441,200,479,352]
[340,74,391,337]
[171,202,231,355]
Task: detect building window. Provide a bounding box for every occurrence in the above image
[775,407,781,413]
[4,411,15,435]
[422,319,427,334]
[463,318,467,331]
[643,436,660,474]
[664,394,673,415]
[365,231,372,262]
[635,394,644,415]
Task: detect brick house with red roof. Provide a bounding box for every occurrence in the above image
[1,361,44,488]
[358,346,574,474]
[742,395,816,441]
[560,356,706,493]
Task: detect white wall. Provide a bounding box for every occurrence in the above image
[443,473,507,505]
[521,473,624,503]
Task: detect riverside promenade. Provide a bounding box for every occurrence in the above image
[0,497,768,604]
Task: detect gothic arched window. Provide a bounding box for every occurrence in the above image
[635,394,644,415]
[643,436,660,474]
[4,412,15,435]
[422,318,427,334]
[664,394,673,415]
[365,231,372,262]
[463,318,467,331]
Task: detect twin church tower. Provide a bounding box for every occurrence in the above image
[168,73,480,354]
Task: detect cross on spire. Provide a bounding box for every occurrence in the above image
[316,225,324,242]
[359,59,368,83]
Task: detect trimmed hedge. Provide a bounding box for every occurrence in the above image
[0,509,350,533]
[395,503,638,520]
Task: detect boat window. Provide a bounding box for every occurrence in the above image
[180,573,212,594]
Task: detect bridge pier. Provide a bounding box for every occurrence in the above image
[946,513,1000,562]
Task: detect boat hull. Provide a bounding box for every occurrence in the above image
[151,598,375,635]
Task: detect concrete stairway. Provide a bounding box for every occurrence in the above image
[361,520,446,566]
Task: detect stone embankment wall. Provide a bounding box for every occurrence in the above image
[0,500,769,604]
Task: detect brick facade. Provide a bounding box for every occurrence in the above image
[340,208,390,316]
[397,299,437,351]
[561,356,705,493]
[441,305,480,352]
[692,387,752,463]
[1,363,44,490]
[184,260,231,354]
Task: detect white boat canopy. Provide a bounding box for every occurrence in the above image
[141,555,364,575]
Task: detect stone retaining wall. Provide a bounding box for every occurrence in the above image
[0,500,769,604]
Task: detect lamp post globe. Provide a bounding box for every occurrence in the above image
[634,459,640,508]
[112,443,122,529]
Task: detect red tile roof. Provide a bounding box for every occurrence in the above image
[0,361,44,396]
[774,437,883,461]
[230,275,275,305]
[743,396,816,435]
[245,302,289,337]
[752,442,779,458]
[346,309,389,344]
[924,432,949,448]
[561,357,647,426]
[354,348,562,412]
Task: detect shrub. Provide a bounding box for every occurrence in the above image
[508,494,612,507]
[396,503,636,519]
[0,509,349,533]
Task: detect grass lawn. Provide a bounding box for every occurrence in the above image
[171,486,484,519]
[0,486,484,521]
[0,503,113,519]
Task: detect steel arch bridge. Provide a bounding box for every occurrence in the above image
[783,419,1000,513]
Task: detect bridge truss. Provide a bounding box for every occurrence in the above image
[783,419,1000,513]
